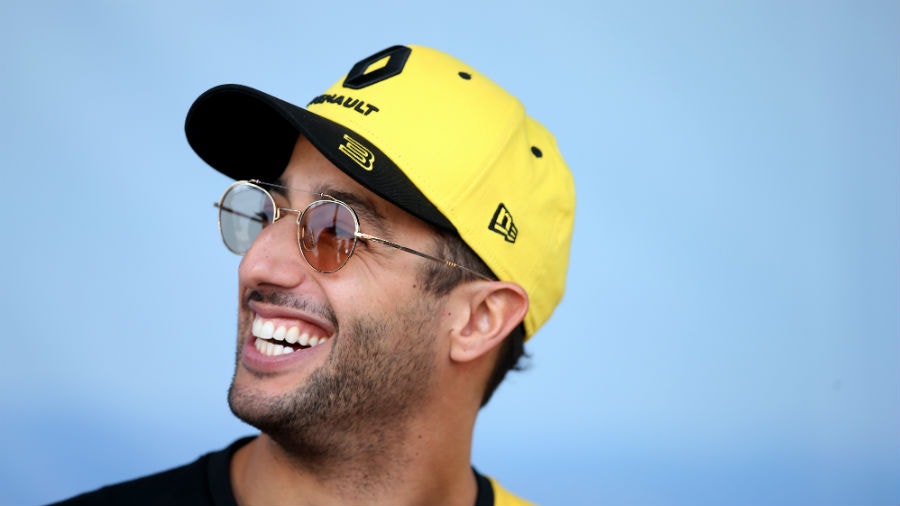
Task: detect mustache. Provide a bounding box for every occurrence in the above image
[245,290,339,329]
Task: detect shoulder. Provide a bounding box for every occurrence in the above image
[45,437,253,506]
[47,460,209,506]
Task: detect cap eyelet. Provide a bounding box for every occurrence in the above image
[531,146,543,158]
[458,71,472,80]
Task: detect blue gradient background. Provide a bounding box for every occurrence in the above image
[2,1,897,505]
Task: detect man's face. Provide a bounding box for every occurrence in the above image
[227,137,448,457]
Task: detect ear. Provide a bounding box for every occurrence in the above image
[448,282,529,364]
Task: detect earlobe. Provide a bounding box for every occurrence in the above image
[449,282,528,363]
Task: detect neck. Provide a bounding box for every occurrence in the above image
[231,413,478,506]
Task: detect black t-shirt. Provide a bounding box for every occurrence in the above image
[47,437,496,506]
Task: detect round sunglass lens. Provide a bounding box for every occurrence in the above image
[219,184,275,254]
[299,201,358,272]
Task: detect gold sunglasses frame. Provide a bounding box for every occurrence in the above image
[215,179,494,281]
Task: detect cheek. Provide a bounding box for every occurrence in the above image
[328,271,418,312]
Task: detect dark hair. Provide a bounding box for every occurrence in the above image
[419,228,529,407]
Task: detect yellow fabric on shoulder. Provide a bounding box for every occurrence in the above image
[488,476,537,506]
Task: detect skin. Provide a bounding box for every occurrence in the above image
[227,136,529,506]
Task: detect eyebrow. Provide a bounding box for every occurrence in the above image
[273,177,389,233]
[268,178,292,201]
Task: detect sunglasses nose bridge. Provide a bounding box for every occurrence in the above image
[272,207,302,223]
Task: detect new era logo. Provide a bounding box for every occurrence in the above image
[339,134,375,171]
[489,203,517,243]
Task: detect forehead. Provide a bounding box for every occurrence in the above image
[278,136,410,230]
[280,136,368,194]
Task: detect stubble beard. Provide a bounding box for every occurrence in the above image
[227,294,440,470]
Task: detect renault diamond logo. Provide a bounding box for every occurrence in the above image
[339,134,375,171]
[489,203,517,243]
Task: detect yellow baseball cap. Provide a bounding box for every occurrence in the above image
[185,44,575,339]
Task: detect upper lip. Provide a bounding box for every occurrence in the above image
[246,298,337,337]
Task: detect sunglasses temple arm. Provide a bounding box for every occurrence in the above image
[357,233,494,281]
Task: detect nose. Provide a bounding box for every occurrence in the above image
[238,213,308,290]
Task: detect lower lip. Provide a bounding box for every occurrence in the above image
[240,336,329,374]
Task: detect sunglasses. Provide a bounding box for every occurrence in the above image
[215,180,493,280]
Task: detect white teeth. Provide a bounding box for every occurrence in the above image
[254,337,325,356]
[251,314,331,356]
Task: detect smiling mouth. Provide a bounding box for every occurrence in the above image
[251,314,332,356]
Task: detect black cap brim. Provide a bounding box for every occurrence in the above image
[185,84,453,231]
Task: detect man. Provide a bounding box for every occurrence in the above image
[52,44,574,506]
